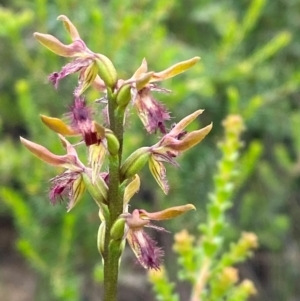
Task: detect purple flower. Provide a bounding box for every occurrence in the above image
[34,15,105,96]
[121,204,195,269]
[20,135,86,211]
[49,170,85,211]
[68,96,98,146]
[123,57,200,134]
[148,110,213,194]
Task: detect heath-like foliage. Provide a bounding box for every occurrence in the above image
[21,16,212,301]
[149,115,258,301]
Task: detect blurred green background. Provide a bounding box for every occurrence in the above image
[0,0,300,300]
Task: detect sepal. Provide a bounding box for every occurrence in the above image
[88,143,106,184]
[67,174,86,211]
[124,174,140,205]
[148,155,168,194]
[138,204,196,220]
[151,57,200,81]
[40,115,78,136]
[57,15,80,40]
[34,32,85,57]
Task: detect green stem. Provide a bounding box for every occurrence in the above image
[103,88,125,301]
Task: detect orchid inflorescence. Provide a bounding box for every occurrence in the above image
[21,15,212,273]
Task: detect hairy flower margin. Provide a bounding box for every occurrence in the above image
[20,135,86,211]
[21,15,213,270]
[120,204,196,270]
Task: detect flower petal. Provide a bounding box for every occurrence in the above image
[148,155,169,194]
[40,115,79,136]
[124,174,141,205]
[89,143,107,184]
[127,230,163,270]
[34,32,84,57]
[123,209,149,229]
[20,136,69,166]
[57,15,81,40]
[135,89,170,134]
[132,58,148,79]
[67,174,86,212]
[58,135,85,170]
[75,61,98,96]
[49,171,78,204]
[93,121,106,140]
[49,57,92,89]
[169,109,204,137]
[151,57,200,82]
[167,123,213,152]
[139,204,196,221]
[135,71,155,91]
[92,75,107,92]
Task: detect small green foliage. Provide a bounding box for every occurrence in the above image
[2,1,299,300]
[148,267,179,301]
[149,114,257,301]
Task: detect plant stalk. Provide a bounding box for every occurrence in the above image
[103,88,125,301]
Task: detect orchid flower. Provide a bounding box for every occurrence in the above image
[20,135,86,211]
[149,110,212,194]
[123,57,200,134]
[120,204,195,269]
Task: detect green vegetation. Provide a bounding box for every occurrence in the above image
[0,0,299,300]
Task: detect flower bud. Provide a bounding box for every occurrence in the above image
[120,147,151,181]
[109,238,125,259]
[110,217,126,241]
[97,222,106,258]
[219,267,239,288]
[82,172,108,205]
[95,54,117,89]
[116,83,132,109]
[240,279,257,296]
[105,130,120,156]
[173,229,195,254]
